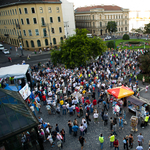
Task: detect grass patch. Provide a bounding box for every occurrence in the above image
[105,39,150,50]
[137,73,150,83]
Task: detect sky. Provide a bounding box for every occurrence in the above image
[67,0,150,11]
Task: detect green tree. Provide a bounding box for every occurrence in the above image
[106,21,117,34]
[107,41,115,49]
[51,29,107,68]
[144,23,150,34]
[137,51,150,75]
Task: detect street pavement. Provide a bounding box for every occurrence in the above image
[37,79,150,150]
[1,42,150,150]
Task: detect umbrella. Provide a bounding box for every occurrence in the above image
[107,86,134,99]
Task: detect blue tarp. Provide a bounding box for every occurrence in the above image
[4,85,21,91]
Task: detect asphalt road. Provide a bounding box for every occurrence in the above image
[0,52,51,67]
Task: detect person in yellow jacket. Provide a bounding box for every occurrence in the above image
[99,134,104,149]
[109,133,115,147]
[144,115,149,126]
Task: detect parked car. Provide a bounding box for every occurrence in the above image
[0,44,5,50]
[2,49,10,54]
[104,36,111,40]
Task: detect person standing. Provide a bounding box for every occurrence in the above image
[144,114,149,126]
[99,134,104,149]
[129,133,134,148]
[93,110,99,123]
[109,133,115,147]
[136,143,143,150]
[137,133,144,146]
[119,117,124,130]
[79,136,86,150]
[113,139,119,150]
[68,120,72,134]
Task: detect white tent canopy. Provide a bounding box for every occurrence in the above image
[0,64,29,78]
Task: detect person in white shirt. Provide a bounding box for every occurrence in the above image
[93,112,99,123]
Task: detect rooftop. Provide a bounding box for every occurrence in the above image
[0,88,38,141]
[75,5,123,13]
[0,0,61,7]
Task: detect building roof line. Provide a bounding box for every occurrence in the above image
[0,1,61,8]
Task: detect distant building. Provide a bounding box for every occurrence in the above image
[0,0,65,50]
[75,5,129,36]
[129,10,150,31]
[61,0,76,38]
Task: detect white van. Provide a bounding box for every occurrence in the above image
[0,44,4,50]
[87,34,93,38]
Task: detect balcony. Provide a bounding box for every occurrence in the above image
[41,23,46,27]
[43,35,48,38]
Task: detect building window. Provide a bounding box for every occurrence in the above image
[119,28,120,31]
[121,28,123,31]
[28,30,32,36]
[56,7,59,13]
[24,8,28,14]
[31,40,35,47]
[60,37,63,41]
[58,17,61,22]
[26,40,29,47]
[40,7,43,13]
[43,28,47,37]
[125,27,127,31]
[33,18,37,24]
[37,40,41,47]
[59,27,62,33]
[100,22,102,27]
[14,19,16,25]
[50,17,53,23]
[125,20,127,25]
[45,39,48,46]
[48,7,52,13]
[15,9,17,15]
[31,7,35,13]
[12,19,14,25]
[93,22,95,27]
[8,10,9,15]
[21,19,24,25]
[35,29,39,36]
[51,28,55,34]
[12,9,14,15]
[100,15,101,20]
[23,30,26,36]
[10,10,12,15]
[26,18,30,24]
[53,38,56,44]
[41,17,45,25]
[19,8,22,14]
[17,19,19,24]
[125,14,127,18]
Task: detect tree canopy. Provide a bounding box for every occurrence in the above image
[144,23,150,34]
[51,29,107,68]
[137,51,150,75]
[106,21,117,33]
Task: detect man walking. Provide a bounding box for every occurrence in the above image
[109,133,115,147]
[137,133,144,146]
[79,136,86,150]
[99,134,104,149]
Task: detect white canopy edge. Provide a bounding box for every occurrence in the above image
[0,64,29,78]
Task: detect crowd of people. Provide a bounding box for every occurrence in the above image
[25,49,150,150]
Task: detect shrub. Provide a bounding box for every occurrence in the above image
[107,41,115,49]
[122,34,130,40]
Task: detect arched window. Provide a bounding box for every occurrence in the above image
[53,38,56,45]
[31,40,35,47]
[37,40,41,47]
[26,40,29,47]
[45,39,48,46]
[60,37,63,41]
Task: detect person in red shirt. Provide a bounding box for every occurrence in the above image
[113,139,119,150]
[75,106,80,118]
[42,94,47,105]
[93,99,97,107]
[85,99,90,105]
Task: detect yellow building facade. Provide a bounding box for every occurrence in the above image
[0,0,65,50]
